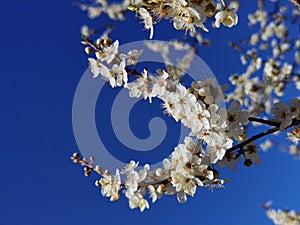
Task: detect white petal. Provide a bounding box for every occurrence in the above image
[177,191,187,203]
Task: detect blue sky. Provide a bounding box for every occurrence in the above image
[1,1,300,225]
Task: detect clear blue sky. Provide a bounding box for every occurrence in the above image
[0,1,299,225]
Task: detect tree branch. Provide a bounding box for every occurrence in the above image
[227,118,300,153]
[248,117,280,126]
[227,127,280,153]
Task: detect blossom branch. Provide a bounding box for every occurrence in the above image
[71,152,171,188]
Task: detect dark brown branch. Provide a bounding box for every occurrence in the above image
[248,117,280,126]
[227,127,280,153]
[227,118,300,153]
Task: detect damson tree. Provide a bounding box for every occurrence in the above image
[71,0,300,223]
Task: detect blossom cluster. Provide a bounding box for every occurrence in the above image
[77,5,300,211]
[78,0,239,39]
[272,99,300,131]
[227,2,300,117]
[76,33,263,210]
[73,0,300,214]
[263,202,300,225]
[79,34,241,211]
[226,0,300,159]
[79,32,300,211]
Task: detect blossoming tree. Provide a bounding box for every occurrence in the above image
[71,0,300,222]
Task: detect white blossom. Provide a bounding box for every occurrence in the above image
[215,10,238,28]
[207,136,233,163]
[228,100,249,125]
[272,101,293,130]
[99,169,121,201]
[128,192,150,212]
[76,0,300,211]
[98,40,119,64]
[88,58,116,87]
[267,208,300,225]
[171,169,203,200]
[139,8,154,39]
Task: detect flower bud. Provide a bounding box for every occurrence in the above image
[95,180,100,186]
[95,51,103,59]
[157,184,166,193]
[96,38,104,48]
[244,159,253,167]
[72,152,79,158]
[84,170,91,177]
[94,165,102,174]
[204,3,216,17]
[104,38,112,46]
[85,47,93,54]
[155,168,164,177]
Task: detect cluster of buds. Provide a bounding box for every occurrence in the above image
[71,152,102,177]
[82,37,114,58]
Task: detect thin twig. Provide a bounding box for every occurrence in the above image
[248,117,280,126]
[220,0,227,8]
[226,127,280,153]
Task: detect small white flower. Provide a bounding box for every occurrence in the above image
[260,140,273,151]
[244,144,261,165]
[198,130,222,147]
[173,15,208,33]
[204,179,225,191]
[122,160,139,175]
[248,10,267,27]
[81,25,93,37]
[161,93,181,121]
[171,169,203,197]
[126,69,153,102]
[126,49,143,65]
[170,143,193,170]
[128,192,150,212]
[287,126,300,145]
[207,136,233,163]
[99,169,121,201]
[266,208,300,225]
[99,40,119,64]
[148,185,158,203]
[227,100,250,128]
[184,102,211,133]
[250,33,260,45]
[177,191,187,203]
[111,59,128,87]
[215,10,238,28]
[88,58,101,78]
[88,58,116,87]
[271,101,293,130]
[137,164,150,183]
[261,22,275,41]
[139,8,154,39]
[151,70,168,97]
